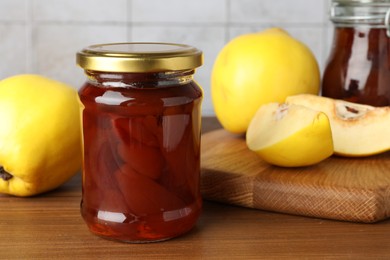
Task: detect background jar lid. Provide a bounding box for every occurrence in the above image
[330,0,390,27]
[76,42,203,73]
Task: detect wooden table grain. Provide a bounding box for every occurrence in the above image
[1,117,390,259]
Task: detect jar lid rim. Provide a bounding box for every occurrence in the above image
[76,42,203,73]
[330,0,390,26]
[332,0,390,4]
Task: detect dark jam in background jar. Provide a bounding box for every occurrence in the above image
[322,0,390,106]
[76,43,203,243]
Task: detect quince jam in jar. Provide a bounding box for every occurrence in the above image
[76,43,203,243]
[322,0,390,106]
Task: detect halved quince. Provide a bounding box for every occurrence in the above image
[246,102,333,167]
[286,94,390,157]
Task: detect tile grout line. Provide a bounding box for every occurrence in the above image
[225,0,231,42]
[127,0,132,42]
[321,0,331,72]
[25,0,34,73]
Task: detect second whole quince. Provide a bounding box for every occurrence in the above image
[211,28,320,134]
[0,74,82,196]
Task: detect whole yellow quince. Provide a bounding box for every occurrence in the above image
[0,74,82,196]
[211,28,320,134]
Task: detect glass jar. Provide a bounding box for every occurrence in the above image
[322,0,390,106]
[76,43,203,243]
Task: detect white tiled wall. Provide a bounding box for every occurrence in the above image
[0,0,332,116]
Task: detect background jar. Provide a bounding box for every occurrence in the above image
[322,0,390,106]
[76,43,203,243]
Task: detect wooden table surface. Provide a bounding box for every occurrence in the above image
[1,117,390,259]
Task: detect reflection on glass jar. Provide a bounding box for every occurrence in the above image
[76,43,203,243]
[322,0,390,106]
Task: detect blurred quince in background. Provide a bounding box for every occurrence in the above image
[211,27,320,134]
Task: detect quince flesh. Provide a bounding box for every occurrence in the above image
[286,94,390,157]
[0,74,82,196]
[246,103,333,167]
[211,27,320,134]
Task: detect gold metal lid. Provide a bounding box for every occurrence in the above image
[76,42,203,73]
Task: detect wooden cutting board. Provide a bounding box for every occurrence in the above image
[200,129,390,223]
